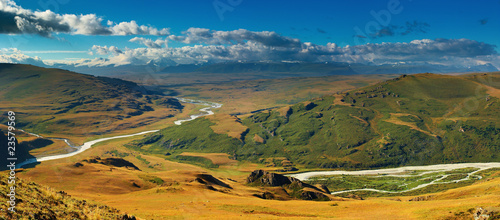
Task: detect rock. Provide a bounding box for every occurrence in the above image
[73,162,84,167]
[247,170,333,201]
[247,170,293,186]
[300,189,330,201]
[473,207,500,220]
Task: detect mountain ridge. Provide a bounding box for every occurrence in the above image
[0,63,182,137]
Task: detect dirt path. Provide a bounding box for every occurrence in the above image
[384,113,436,137]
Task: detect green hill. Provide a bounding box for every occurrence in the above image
[0,64,182,136]
[127,72,500,169]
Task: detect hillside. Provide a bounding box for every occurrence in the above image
[128,72,500,169]
[0,172,135,219]
[0,64,182,137]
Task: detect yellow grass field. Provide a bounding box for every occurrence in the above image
[206,114,249,140]
[15,133,500,219]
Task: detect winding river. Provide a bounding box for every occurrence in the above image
[288,162,500,194]
[15,97,500,196]
[16,98,222,168]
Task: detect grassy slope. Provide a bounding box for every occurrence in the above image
[120,68,397,115]
[11,71,500,219]
[128,72,500,169]
[0,171,131,219]
[17,134,500,219]
[0,64,183,139]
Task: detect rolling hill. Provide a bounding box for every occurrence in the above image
[0,63,183,138]
[127,72,500,169]
[0,171,136,219]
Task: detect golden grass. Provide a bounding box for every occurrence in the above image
[49,175,500,220]
[206,114,249,140]
[276,106,291,117]
[28,140,73,157]
[333,94,351,106]
[17,134,500,219]
[253,134,265,143]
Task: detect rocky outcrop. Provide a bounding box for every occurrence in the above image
[473,207,500,220]
[247,170,296,186]
[246,170,333,201]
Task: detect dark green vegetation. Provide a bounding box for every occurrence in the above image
[0,64,182,136]
[0,172,134,219]
[126,118,242,155]
[128,72,500,169]
[171,155,219,169]
[138,174,164,186]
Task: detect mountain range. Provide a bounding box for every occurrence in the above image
[53,61,499,77]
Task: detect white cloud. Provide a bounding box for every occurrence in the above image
[129,37,168,48]
[74,36,498,69]
[0,0,169,37]
[1,27,498,71]
[168,28,301,47]
[91,45,123,55]
[0,48,46,66]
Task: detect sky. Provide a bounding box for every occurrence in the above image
[0,0,499,69]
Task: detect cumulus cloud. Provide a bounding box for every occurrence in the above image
[129,37,168,48]
[349,38,497,61]
[73,36,497,68]
[168,28,302,48]
[0,0,169,37]
[0,48,46,66]
[91,45,123,55]
[1,27,498,71]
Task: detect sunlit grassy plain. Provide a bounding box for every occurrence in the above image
[11,136,500,219]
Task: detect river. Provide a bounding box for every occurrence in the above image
[288,162,500,194]
[16,98,222,168]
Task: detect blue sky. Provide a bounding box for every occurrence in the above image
[0,0,499,69]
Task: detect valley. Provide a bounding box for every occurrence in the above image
[2,65,500,219]
[1,1,500,219]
